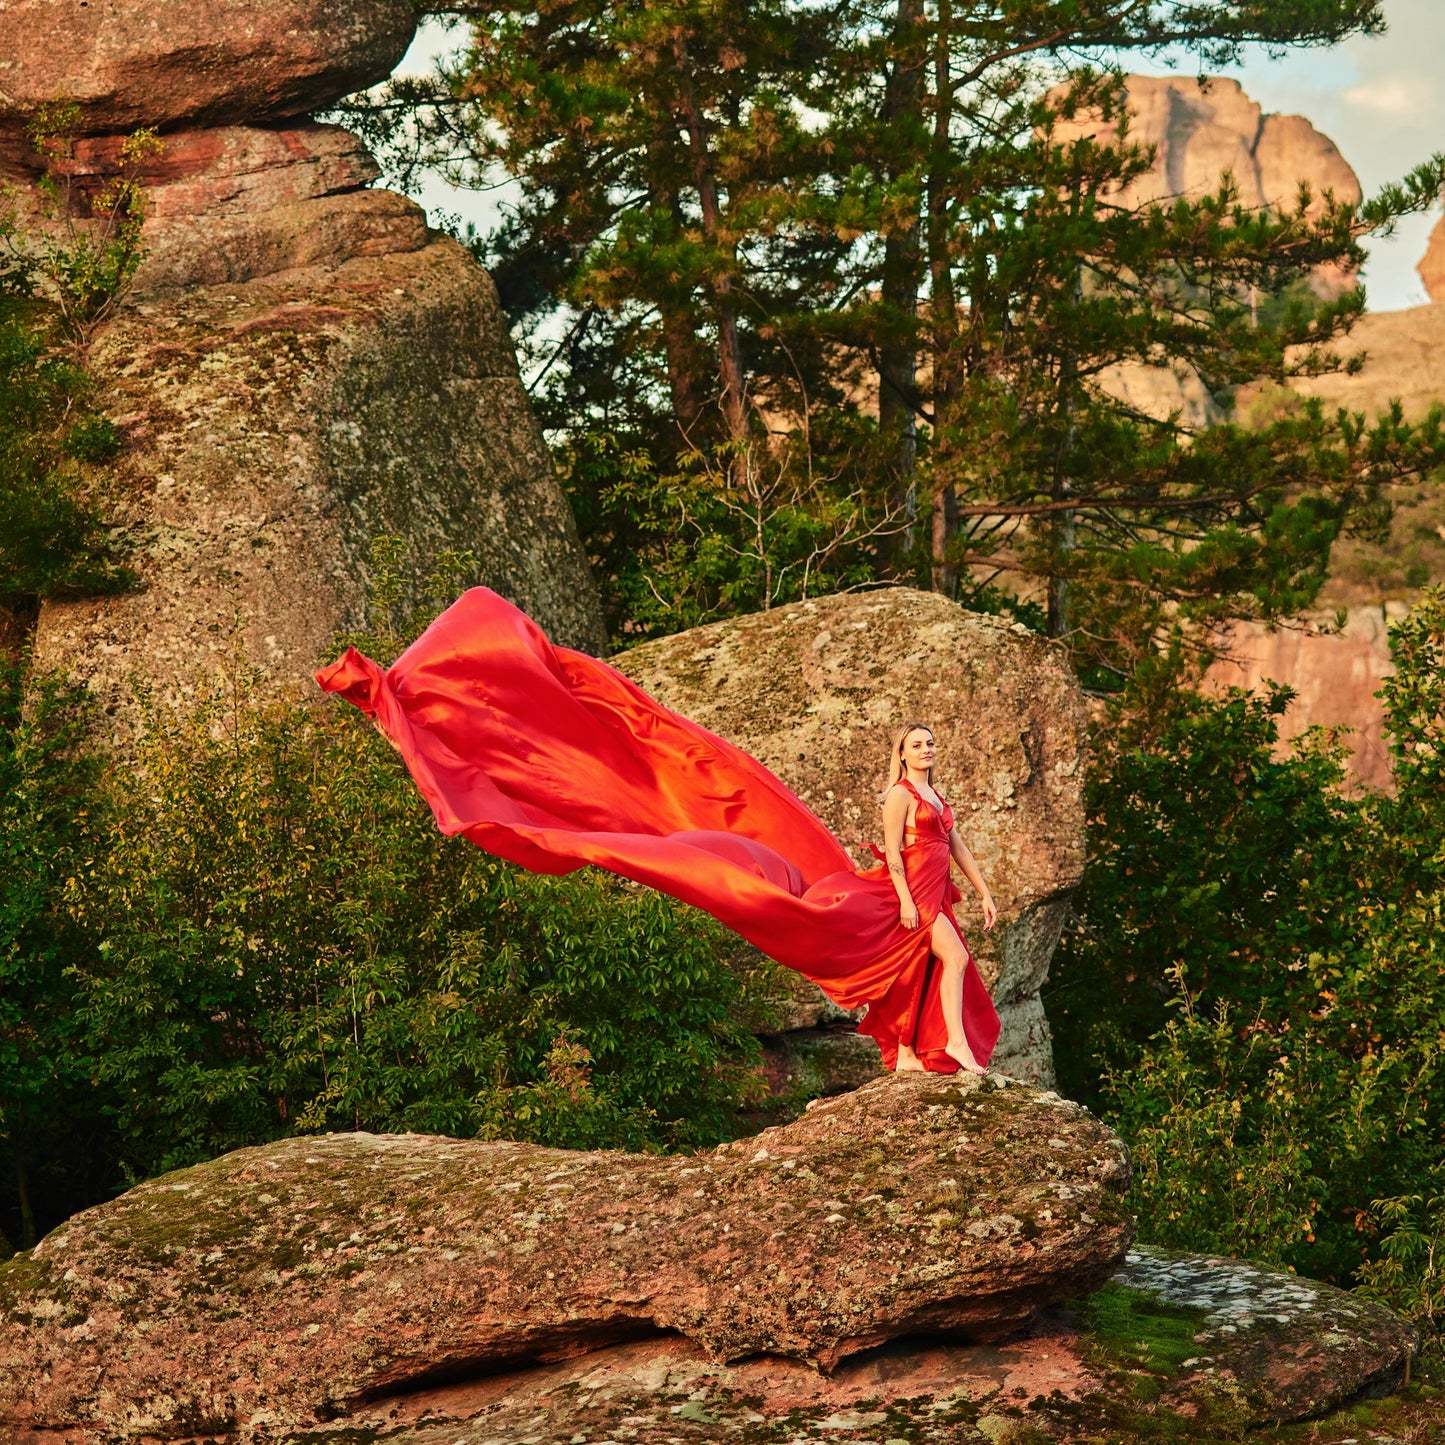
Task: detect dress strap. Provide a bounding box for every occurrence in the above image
[898,776,945,805]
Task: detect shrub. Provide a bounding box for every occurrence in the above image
[0,652,765,1247]
[1051,589,1445,1340]
[65,671,761,1190]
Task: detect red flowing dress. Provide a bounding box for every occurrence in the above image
[315,588,1000,1074]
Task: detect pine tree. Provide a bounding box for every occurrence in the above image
[347,1,1445,672]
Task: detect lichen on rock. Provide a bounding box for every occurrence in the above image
[34,239,606,720]
[0,1073,1132,1440]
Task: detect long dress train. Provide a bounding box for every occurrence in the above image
[315,588,1000,1073]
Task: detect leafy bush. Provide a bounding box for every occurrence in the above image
[0,656,764,1250]
[0,662,109,1256]
[0,303,132,612]
[1051,589,1445,1339]
[0,102,160,345]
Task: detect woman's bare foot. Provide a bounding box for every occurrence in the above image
[894,1044,926,1073]
[945,1040,986,1076]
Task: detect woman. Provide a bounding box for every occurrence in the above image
[861,723,998,1074]
[316,588,1000,1075]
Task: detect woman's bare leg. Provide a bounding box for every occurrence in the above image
[931,914,985,1074]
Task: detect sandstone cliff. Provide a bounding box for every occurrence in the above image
[2,0,605,714]
[1053,74,1360,216]
[1419,214,1445,303]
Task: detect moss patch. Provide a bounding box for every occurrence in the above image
[1072,1280,1209,1381]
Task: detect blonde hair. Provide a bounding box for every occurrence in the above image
[884,721,934,794]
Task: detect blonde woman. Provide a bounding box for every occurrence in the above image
[319,589,1001,1080]
[859,723,999,1073]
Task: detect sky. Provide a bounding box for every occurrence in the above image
[395,0,1444,313]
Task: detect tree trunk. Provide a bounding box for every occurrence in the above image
[673,39,749,484]
[931,481,959,595]
[878,0,925,558]
[13,1147,36,1250]
[1049,269,1085,639]
[646,128,708,450]
[924,0,961,592]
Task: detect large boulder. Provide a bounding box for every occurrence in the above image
[329,1247,1417,1443]
[0,0,416,136]
[0,1073,1133,1440]
[2,122,430,294]
[616,589,1089,1085]
[34,238,607,717]
[6,0,607,698]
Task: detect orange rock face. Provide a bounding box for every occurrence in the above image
[1419,213,1445,303]
[0,0,416,135]
[1055,74,1361,214]
[1051,75,1361,297]
[1206,610,1398,792]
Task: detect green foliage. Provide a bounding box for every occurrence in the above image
[1358,1188,1445,1350]
[72,673,758,1178]
[1051,589,1445,1327]
[0,661,107,1255]
[0,301,133,611]
[341,0,1444,669]
[0,103,161,346]
[0,648,764,1246]
[560,430,898,648]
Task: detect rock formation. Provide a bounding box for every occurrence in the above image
[0,0,417,137]
[1419,215,1445,303]
[1207,608,1401,793]
[1051,75,1363,430]
[617,588,1089,1086]
[2,0,605,714]
[329,1247,1417,1442]
[0,1072,1133,1440]
[1053,74,1361,222]
[1210,304,1445,791]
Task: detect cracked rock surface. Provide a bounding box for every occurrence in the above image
[306,1249,1419,1445]
[0,1073,1130,1441]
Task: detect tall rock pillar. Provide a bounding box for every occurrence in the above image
[0,0,605,716]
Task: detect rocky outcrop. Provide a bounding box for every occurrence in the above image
[7,0,606,701]
[1289,300,1445,422]
[0,0,416,136]
[0,1073,1133,1440]
[326,1247,1416,1443]
[1207,608,1401,792]
[1420,215,1445,303]
[1052,75,1360,307]
[617,589,1089,1086]
[1055,75,1361,218]
[36,240,605,716]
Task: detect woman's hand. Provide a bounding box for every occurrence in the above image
[900,899,920,930]
[980,891,998,931]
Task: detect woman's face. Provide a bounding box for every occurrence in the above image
[902,728,936,773]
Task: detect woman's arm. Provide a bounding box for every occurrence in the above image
[882,785,920,930]
[949,828,998,931]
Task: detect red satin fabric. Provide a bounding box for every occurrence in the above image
[314,588,1000,1073]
